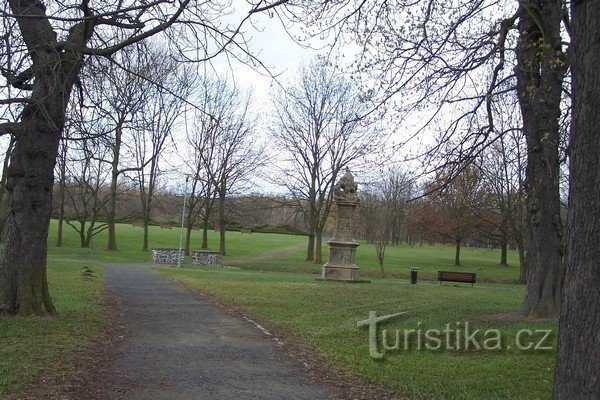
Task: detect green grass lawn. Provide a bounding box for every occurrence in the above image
[158,266,556,400]
[47,219,521,283]
[0,261,105,397]
[1,220,538,397]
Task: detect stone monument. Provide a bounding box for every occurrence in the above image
[321,169,367,282]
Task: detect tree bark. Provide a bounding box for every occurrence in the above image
[500,241,508,266]
[0,112,59,315]
[185,226,192,256]
[202,218,209,249]
[218,189,226,256]
[106,125,122,251]
[517,238,526,284]
[553,1,600,396]
[306,233,315,261]
[454,240,461,266]
[79,221,86,248]
[0,137,15,205]
[0,0,90,315]
[315,230,323,264]
[515,0,566,317]
[142,223,149,252]
[56,204,64,247]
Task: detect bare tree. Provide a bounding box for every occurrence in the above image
[377,167,413,246]
[479,127,527,280]
[271,60,380,263]
[184,77,262,256]
[183,94,218,254]
[207,84,262,256]
[63,137,111,248]
[132,45,193,252]
[373,204,391,278]
[82,46,152,251]
[0,0,285,316]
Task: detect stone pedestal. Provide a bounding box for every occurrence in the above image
[320,170,368,283]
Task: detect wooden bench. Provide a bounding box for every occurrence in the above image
[160,223,172,230]
[438,271,476,287]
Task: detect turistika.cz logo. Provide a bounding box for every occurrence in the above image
[357,311,554,359]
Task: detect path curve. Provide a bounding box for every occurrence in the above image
[99,263,338,399]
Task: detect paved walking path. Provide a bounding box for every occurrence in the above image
[100,263,337,399]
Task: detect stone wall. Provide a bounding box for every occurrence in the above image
[152,248,184,264]
[191,250,222,267]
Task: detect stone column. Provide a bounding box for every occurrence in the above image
[321,169,366,282]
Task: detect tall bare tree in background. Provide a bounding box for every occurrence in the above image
[479,127,528,281]
[368,167,412,276]
[63,136,111,248]
[271,60,380,264]
[0,0,282,316]
[184,77,261,256]
[206,82,262,256]
[276,0,569,317]
[132,45,193,252]
[183,79,220,254]
[84,46,153,251]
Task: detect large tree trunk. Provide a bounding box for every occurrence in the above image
[0,4,87,314]
[0,114,59,315]
[515,0,566,317]
[553,1,600,396]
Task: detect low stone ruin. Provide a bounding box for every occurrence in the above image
[152,248,184,264]
[191,250,222,267]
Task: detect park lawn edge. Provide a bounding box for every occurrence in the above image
[0,261,117,399]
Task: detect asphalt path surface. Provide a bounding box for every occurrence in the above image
[100,263,338,400]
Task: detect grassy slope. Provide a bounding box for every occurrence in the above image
[47,219,521,283]
[0,261,104,397]
[159,267,556,400]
